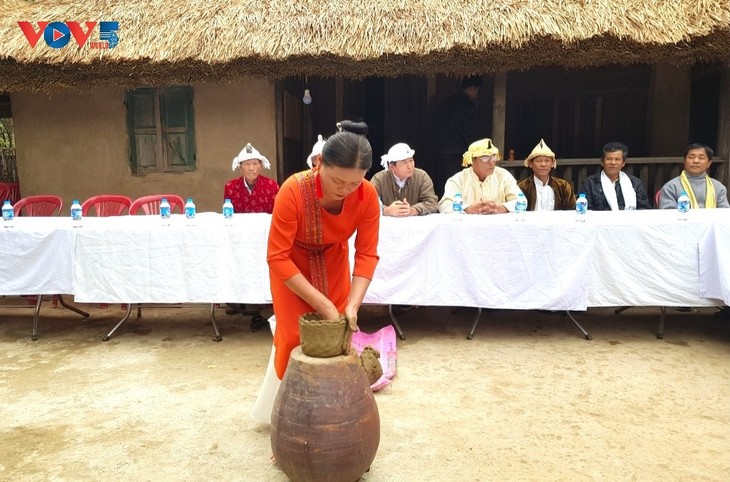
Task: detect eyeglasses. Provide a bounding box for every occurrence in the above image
[475,155,498,163]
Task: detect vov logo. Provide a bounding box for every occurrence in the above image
[18,21,120,49]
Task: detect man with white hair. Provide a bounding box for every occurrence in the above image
[370,142,438,216]
[225,142,279,214]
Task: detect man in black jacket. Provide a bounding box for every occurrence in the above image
[579,142,652,211]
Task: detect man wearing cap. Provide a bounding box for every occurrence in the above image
[438,138,523,214]
[225,142,280,214]
[370,142,438,216]
[517,139,576,211]
[224,142,280,327]
[579,142,651,211]
[658,143,729,209]
[306,134,325,170]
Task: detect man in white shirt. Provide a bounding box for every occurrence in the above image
[438,138,522,214]
[517,139,576,211]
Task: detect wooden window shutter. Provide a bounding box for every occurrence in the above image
[161,87,196,172]
[127,89,161,174]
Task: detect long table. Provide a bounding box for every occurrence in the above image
[2,210,729,311]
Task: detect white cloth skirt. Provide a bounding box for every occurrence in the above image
[250,315,281,425]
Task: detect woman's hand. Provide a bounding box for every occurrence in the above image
[344,304,359,332]
[315,298,340,321]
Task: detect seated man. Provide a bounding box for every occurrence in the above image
[224,142,279,330]
[370,142,438,216]
[438,138,522,214]
[658,143,729,209]
[580,142,651,210]
[517,139,576,211]
[225,143,279,214]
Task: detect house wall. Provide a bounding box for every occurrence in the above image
[11,79,277,213]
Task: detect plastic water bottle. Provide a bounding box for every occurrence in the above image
[575,192,588,222]
[222,198,234,226]
[677,191,690,221]
[160,198,171,226]
[70,199,83,227]
[515,193,527,221]
[452,192,463,214]
[2,200,14,228]
[184,197,196,225]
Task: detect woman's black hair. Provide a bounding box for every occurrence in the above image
[322,120,372,170]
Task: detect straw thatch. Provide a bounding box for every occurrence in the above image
[1,0,730,90]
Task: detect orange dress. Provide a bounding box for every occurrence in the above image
[267,170,380,379]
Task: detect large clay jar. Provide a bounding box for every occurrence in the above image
[271,347,380,482]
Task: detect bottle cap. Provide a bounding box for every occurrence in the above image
[225,198,231,203]
[161,198,168,202]
[187,198,193,202]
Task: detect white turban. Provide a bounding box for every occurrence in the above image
[307,134,325,168]
[380,142,415,169]
[231,143,271,171]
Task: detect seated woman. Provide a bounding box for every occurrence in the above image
[579,142,651,211]
[224,142,280,330]
[517,139,576,211]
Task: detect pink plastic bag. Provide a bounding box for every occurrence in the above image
[351,325,397,392]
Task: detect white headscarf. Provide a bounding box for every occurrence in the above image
[231,143,271,171]
[306,135,325,168]
[380,142,415,169]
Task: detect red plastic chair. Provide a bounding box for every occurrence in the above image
[82,195,132,217]
[13,195,63,217]
[0,182,21,204]
[129,194,185,215]
[655,190,661,208]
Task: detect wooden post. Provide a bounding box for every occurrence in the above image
[648,64,691,156]
[335,76,344,122]
[717,64,730,188]
[492,72,507,153]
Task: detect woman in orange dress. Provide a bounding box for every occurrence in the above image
[267,121,380,379]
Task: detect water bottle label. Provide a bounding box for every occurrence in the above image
[2,209,13,221]
[223,207,233,219]
[71,209,82,221]
[185,206,195,219]
[160,206,171,219]
[678,200,690,213]
[576,203,587,215]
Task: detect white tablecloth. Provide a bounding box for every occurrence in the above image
[1,217,76,295]
[3,209,728,309]
[72,213,272,303]
[587,209,719,307]
[366,213,595,310]
[698,219,730,304]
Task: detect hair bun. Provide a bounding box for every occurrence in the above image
[337,119,369,137]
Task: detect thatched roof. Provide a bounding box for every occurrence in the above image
[1,0,730,90]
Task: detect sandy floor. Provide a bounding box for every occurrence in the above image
[1,302,729,481]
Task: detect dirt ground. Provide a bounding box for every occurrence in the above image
[1,302,729,481]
